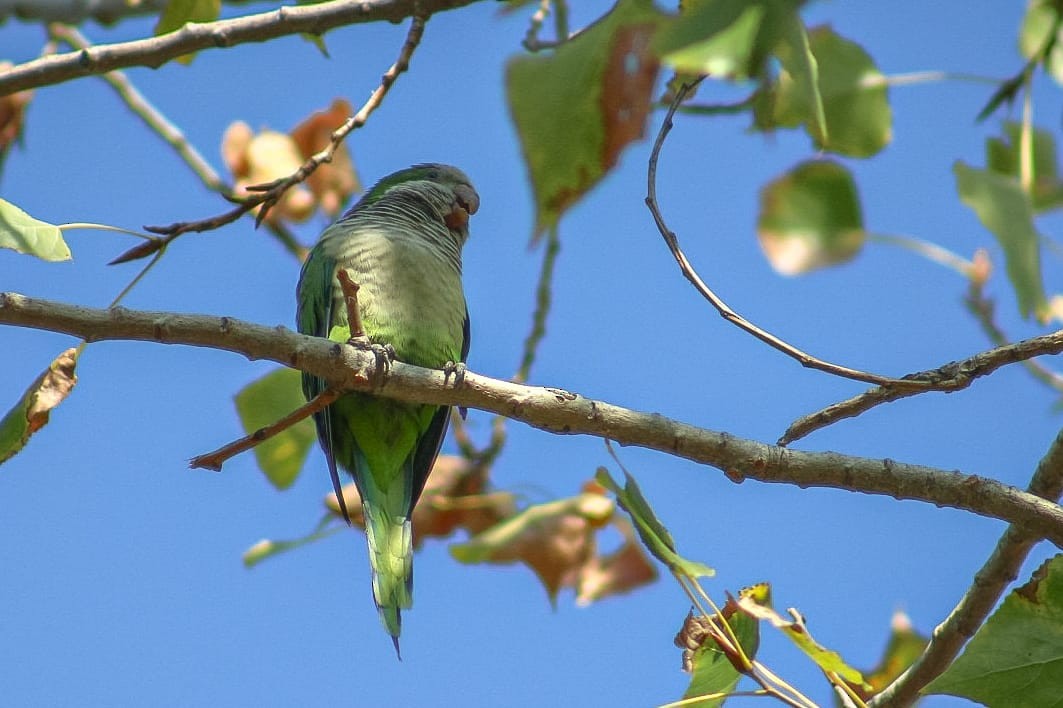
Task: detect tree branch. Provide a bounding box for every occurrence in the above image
[3,291,1063,546]
[0,0,480,97]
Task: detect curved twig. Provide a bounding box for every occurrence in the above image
[645,79,927,390]
[3,291,1063,546]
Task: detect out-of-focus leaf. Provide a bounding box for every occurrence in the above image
[596,467,714,579]
[0,349,78,465]
[736,593,870,688]
[450,489,614,604]
[1021,0,1063,86]
[234,367,315,489]
[507,0,664,238]
[842,611,928,703]
[655,0,802,80]
[986,121,1063,212]
[576,516,658,605]
[221,121,315,223]
[0,61,32,179]
[926,555,1063,706]
[243,516,342,568]
[154,0,220,63]
[289,99,361,216]
[676,583,766,704]
[756,25,891,157]
[0,198,71,262]
[324,455,519,547]
[757,159,864,275]
[954,161,1049,321]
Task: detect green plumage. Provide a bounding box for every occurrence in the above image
[296,164,478,654]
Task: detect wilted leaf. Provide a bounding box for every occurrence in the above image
[450,490,615,604]
[0,198,71,262]
[0,349,78,465]
[655,0,802,80]
[576,516,658,605]
[676,583,766,704]
[757,25,891,157]
[985,121,1063,212]
[154,0,221,63]
[323,455,518,548]
[596,467,715,579]
[757,159,864,275]
[1021,0,1063,86]
[844,611,928,702]
[0,61,32,177]
[234,367,316,489]
[954,161,1049,321]
[507,0,665,238]
[243,516,342,568]
[221,122,315,223]
[926,554,1063,707]
[736,593,870,688]
[290,99,361,216]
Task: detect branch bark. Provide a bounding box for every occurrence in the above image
[0,0,482,97]
[4,291,1063,546]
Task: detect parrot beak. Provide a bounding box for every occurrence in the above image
[445,184,479,230]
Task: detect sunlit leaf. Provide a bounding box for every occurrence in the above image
[0,198,71,262]
[1021,0,1063,86]
[736,593,869,687]
[677,584,765,704]
[845,611,928,702]
[985,121,1063,212]
[243,516,342,568]
[154,0,221,64]
[450,490,614,604]
[575,516,658,605]
[655,0,802,80]
[221,122,315,223]
[757,159,864,275]
[0,349,78,465]
[289,99,361,216]
[926,555,1063,707]
[233,367,315,489]
[954,161,1049,321]
[507,0,665,238]
[596,467,714,579]
[757,25,891,157]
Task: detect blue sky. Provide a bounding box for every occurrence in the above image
[2,2,1061,706]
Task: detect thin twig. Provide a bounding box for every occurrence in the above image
[5,293,1063,543]
[521,0,554,52]
[779,313,1063,445]
[189,388,341,470]
[336,269,366,338]
[0,0,476,96]
[142,14,428,243]
[871,426,1063,706]
[646,78,927,390]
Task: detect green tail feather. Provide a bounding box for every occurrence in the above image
[363,502,413,652]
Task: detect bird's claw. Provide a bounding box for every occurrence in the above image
[347,336,396,380]
[443,360,466,387]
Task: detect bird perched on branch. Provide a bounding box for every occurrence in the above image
[296,163,478,655]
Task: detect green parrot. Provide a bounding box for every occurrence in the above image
[296,163,478,654]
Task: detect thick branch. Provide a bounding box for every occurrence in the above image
[0,0,481,97]
[3,291,1063,545]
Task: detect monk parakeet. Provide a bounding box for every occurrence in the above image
[296,163,478,654]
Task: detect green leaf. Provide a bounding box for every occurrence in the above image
[507,0,665,238]
[0,199,71,262]
[757,25,891,157]
[243,516,342,568]
[234,367,316,489]
[848,611,928,701]
[757,159,865,275]
[986,121,1063,212]
[954,161,1049,321]
[655,0,803,80]
[595,468,715,578]
[1021,0,1063,86]
[679,584,765,703]
[154,0,220,64]
[0,349,78,466]
[925,554,1063,707]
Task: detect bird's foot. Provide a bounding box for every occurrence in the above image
[443,360,466,387]
[347,336,396,381]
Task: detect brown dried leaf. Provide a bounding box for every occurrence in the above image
[221,122,314,223]
[576,516,658,605]
[601,23,660,171]
[290,99,361,216]
[0,348,78,465]
[323,455,517,548]
[0,61,33,167]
